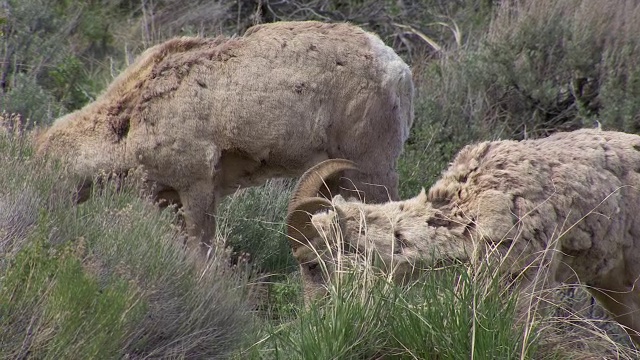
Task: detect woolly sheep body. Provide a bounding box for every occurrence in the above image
[36,21,415,252]
[288,129,640,342]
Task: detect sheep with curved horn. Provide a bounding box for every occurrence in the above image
[287,128,640,344]
[36,21,414,256]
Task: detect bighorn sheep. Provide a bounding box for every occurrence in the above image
[35,21,414,253]
[287,129,640,343]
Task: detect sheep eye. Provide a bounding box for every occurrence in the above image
[394,231,407,254]
[308,263,319,271]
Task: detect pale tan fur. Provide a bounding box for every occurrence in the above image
[35,21,415,253]
[290,129,640,343]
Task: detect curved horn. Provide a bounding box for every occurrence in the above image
[288,159,359,214]
[286,197,333,251]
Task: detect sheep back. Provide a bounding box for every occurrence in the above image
[428,129,640,285]
[130,21,414,193]
[38,21,414,201]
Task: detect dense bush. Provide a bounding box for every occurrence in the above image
[478,0,640,137]
[0,0,128,124]
[399,0,640,196]
[0,129,254,358]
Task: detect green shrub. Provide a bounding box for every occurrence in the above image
[398,77,481,196]
[0,74,65,126]
[0,232,143,359]
[44,55,96,111]
[480,0,640,136]
[0,0,129,125]
[0,133,255,358]
[417,0,640,141]
[217,179,296,274]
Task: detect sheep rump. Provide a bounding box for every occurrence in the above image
[36,21,414,253]
[287,128,640,343]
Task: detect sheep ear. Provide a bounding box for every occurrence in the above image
[333,194,346,204]
[417,188,428,203]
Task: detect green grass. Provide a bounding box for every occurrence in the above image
[241,264,538,359]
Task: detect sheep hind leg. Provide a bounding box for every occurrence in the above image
[589,285,640,345]
[178,182,218,259]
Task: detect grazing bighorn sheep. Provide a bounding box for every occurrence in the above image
[35,21,414,253]
[287,129,640,343]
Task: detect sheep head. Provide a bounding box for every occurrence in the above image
[35,103,133,202]
[287,159,472,304]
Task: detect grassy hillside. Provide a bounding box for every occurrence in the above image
[3,0,640,358]
[0,123,254,358]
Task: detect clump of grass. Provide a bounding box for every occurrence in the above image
[242,264,536,359]
[0,130,256,358]
[386,266,535,359]
[216,179,296,274]
[532,284,640,359]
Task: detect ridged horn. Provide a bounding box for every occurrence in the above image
[287,159,358,214]
[286,197,333,251]
[286,159,357,251]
